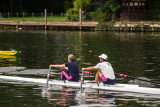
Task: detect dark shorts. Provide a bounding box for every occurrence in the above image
[61,70,79,82]
[101,75,116,85]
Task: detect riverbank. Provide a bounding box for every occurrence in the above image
[0,21,98,31]
[0,21,160,32]
[96,21,160,32]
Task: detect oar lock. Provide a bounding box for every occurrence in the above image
[47,74,50,79]
[81,78,84,83]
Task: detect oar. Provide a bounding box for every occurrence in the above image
[83,71,160,85]
[115,73,160,85]
[46,67,51,88]
[80,70,84,93]
[84,71,95,76]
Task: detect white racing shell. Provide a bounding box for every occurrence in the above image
[0,75,160,95]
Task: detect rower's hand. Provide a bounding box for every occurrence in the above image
[82,68,85,71]
[64,67,68,71]
[50,65,55,68]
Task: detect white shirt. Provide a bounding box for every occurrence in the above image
[95,61,115,79]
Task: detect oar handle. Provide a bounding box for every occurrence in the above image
[84,71,95,76]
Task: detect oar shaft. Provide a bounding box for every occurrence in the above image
[83,71,160,85]
[46,67,51,88]
[80,70,84,93]
[115,73,160,85]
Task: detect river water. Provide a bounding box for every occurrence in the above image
[0,30,160,106]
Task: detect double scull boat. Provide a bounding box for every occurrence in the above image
[0,75,160,95]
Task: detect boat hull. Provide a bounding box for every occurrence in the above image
[0,75,160,95]
[0,51,21,56]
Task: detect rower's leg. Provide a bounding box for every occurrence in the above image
[95,70,102,84]
[95,70,100,83]
[61,70,73,83]
[61,71,67,83]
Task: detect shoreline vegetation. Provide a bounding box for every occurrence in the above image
[0,0,160,32]
[0,16,160,32]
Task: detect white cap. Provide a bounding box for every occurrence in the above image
[98,54,108,60]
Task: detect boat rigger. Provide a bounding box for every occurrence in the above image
[0,75,160,95]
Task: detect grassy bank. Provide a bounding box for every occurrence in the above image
[0,16,68,22]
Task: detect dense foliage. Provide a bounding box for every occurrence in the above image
[92,0,121,21]
[146,0,160,20]
[1,0,160,21]
[66,0,91,21]
[66,0,121,21]
[23,0,73,13]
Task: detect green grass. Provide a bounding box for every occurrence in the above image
[0,16,68,22]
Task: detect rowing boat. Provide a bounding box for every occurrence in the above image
[0,51,21,56]
[0,75,160,95]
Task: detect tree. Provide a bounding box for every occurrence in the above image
[106,0,120,13]
[73,0,91,11]
[92,0,121,21]
[146,0,160,20]
[66,0,91,21]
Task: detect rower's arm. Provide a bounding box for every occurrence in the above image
[82,66,96,71]
[50,64,65,68]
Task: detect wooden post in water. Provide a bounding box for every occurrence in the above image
[45,9,47,30]
[79,8,82,30]
[152,27,155,32]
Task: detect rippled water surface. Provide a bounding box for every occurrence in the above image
[0,30,160,106]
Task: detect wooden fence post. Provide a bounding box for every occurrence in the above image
[79,8,82,25]
[79,8,82,30]
[45,9,47,30]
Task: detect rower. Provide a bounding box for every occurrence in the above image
[82,54,116,86]
[50,54,80,82]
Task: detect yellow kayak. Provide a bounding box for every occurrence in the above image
[0,51,21,56]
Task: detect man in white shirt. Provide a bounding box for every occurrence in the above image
[82,54,116,85]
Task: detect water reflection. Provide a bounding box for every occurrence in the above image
[41,84,160,106]
[83,89,116,106]
[0,55,20,67]
[42,86,79,106]
[42,86,117,106]
[0,30,159,81]
[0,30,160,106]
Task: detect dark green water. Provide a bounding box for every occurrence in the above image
[0,30,160,106]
